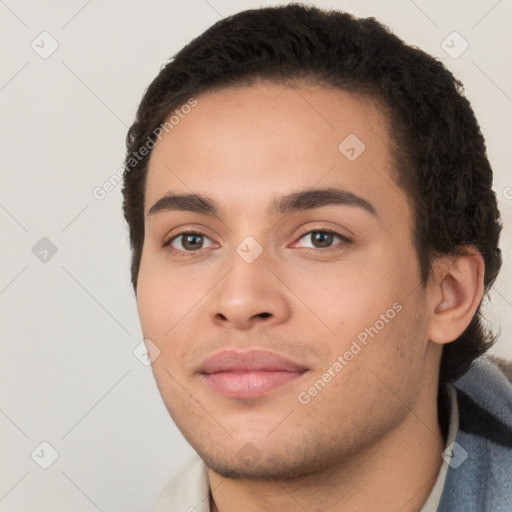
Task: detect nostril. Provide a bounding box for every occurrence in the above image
[259,312,271,318]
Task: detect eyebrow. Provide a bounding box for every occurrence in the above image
[146,187,377,218]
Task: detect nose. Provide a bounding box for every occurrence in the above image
[209,247,291,331]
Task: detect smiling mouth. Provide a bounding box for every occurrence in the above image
[202,369,307,398]
[198,349,309,399]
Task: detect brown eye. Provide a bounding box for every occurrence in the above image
[310,231,334,248]
[295,230,349,250]
[181,234,204,250]
[166,232,213,252]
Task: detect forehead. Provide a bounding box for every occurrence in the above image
[144,81,408,224]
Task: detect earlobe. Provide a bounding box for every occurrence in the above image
[427,248,485,345]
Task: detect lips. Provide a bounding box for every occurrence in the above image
[198,349,309,398]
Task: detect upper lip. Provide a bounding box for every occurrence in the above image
[198,349,309,374]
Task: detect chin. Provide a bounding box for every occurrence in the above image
[196,440,340,481]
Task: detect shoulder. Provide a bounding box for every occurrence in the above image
[437,355,512,510]
[489,355,512,383]
[453,354,512,440]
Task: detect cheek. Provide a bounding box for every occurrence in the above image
[136,253,213,346]
[136,253,164,336]
[136,251,184,339]
[136,272,193,378]
[286,259,402,337]
[289,252,421,372]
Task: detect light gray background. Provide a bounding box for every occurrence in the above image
[1,0,511,510]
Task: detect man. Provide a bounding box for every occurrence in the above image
[121,4,512,511]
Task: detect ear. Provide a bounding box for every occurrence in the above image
[427,246,485,345]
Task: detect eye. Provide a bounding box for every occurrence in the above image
[164,232,215,252]
[163,228,350,255]
[292,229,351,250]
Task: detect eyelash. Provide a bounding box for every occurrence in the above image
[163,227,352,256]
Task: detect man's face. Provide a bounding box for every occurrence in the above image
[136,82,435,479]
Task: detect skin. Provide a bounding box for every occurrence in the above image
[136,81,484,512]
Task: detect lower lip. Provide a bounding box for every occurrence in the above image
[202,370,305,398]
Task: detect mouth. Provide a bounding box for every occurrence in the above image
[198,349,309,398]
